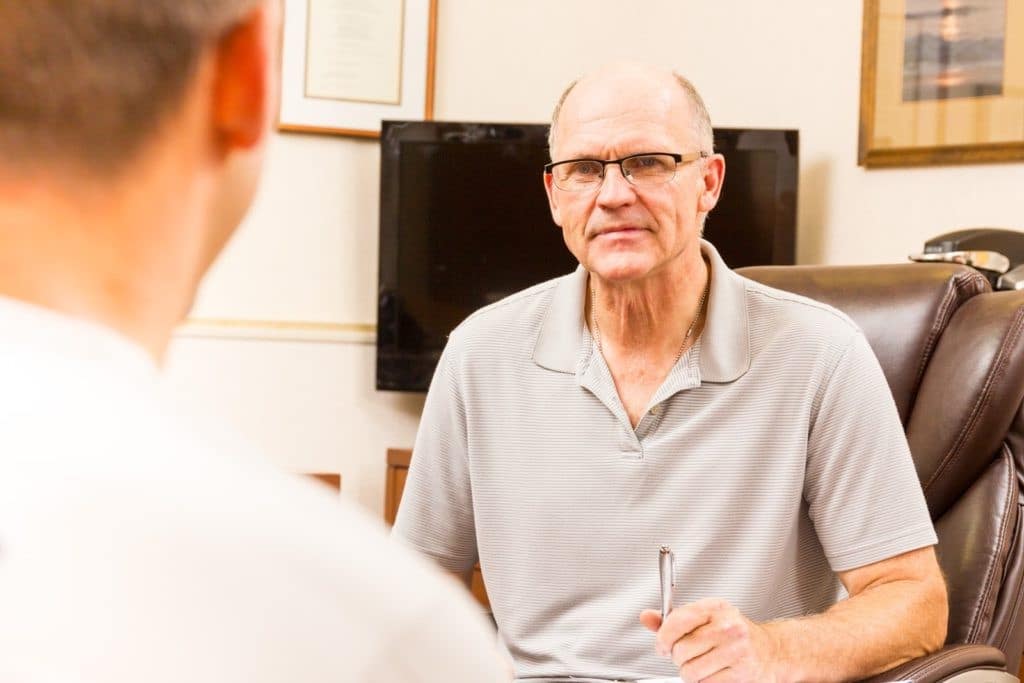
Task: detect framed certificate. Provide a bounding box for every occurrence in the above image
[278,0,437,138]
[858,0,1024,167]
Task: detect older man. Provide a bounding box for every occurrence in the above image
[0,2,509,681]
[395,62,946,682]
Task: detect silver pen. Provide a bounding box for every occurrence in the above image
[659,545,674,621]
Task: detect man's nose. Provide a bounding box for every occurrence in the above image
[596,164,636,207]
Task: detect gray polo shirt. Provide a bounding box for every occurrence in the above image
[395,240,937,681]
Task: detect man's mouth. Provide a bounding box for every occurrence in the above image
[592,226,645,238]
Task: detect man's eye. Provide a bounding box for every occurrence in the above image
[569,161,602,176]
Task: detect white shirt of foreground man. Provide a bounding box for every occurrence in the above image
[0,298,510,683]
[0,0,509,679]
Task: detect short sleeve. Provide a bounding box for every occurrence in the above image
[803,331,938,572]
[392,337,479,572]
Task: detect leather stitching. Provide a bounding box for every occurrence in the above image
[923,305,1024,493]
[910,271,980,422]
[967,450,1015,642]
[994,472,1024,652]
[910,279,959,415]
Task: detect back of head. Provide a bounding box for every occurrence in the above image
[0,0,259,175]
[0,0,276,360]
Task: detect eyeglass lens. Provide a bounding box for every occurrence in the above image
[552,154,677,190]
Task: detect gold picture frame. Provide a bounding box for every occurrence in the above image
[278,0,437,138]
[858,0,1024,167]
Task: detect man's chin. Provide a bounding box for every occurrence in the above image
[587,258,657,283]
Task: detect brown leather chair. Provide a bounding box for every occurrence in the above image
[739,262,1024,682]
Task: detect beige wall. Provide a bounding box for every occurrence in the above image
[163,0,1024,515]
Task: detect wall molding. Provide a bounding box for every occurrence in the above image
[176,318,376,344]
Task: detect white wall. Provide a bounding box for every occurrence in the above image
[163,0,1024,515]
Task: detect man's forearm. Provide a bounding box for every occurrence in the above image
[764,574,947,682]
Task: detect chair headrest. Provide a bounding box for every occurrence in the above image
[908,291,1024,516]
[737,263,988,424]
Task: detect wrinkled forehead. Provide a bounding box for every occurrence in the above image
[553,70,698,157]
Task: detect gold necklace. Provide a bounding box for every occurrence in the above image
[590,277,710,366]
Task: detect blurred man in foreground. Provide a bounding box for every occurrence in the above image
[0,2,509,681]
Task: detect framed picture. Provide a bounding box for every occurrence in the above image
[278,0,437,138]
[858,0,1024,167]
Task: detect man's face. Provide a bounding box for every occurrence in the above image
[544,71,720,284]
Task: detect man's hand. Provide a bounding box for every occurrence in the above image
[638,548,946,682]
[640,599,781,683]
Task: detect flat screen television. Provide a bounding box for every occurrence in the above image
[377,120,798,392]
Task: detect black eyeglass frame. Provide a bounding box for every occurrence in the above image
[543,151,709,189]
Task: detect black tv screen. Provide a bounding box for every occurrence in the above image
[377,120,798,392]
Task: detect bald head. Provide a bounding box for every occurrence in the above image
[548,63,713,157]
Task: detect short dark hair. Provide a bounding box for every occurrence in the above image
[0,0,259,173]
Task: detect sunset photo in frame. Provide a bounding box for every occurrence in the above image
[858,0,1024,167]
[278,0,437,138]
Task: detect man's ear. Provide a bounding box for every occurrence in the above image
[543,171,563,226]
[697,153,725,213]
[210,6,273,154]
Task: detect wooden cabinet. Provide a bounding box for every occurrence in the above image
[383,449,409,525]
[306,473,341,491]
[385,448,489,608]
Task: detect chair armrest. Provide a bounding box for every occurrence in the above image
[860,644,1013,682]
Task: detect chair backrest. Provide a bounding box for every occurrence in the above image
[739,262,1024,672]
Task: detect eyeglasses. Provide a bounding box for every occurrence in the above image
[544,151,708,192]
